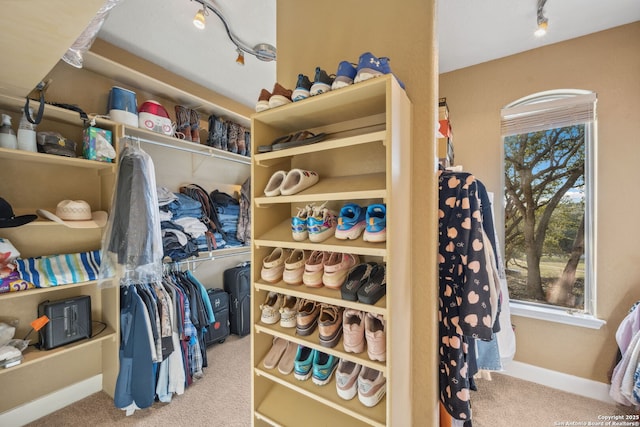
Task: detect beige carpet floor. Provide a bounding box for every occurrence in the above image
[24,336,639,426]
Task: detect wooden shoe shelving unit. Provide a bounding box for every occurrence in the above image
[251,75,412,426]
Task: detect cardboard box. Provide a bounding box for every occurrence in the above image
[83,127,113,163]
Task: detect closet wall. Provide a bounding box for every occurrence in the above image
[439,22,640,383]
[276,1,438,423]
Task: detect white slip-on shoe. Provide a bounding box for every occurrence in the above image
[264,170,287,197]
[279,169,319,196]
[283,249,308,285]
[261,247,288,283]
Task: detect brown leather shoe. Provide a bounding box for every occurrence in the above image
[268,83,293,109]
[295,299,320,336]
[318,304,344,348]
[255,88,271,112]
[174,105,191,141]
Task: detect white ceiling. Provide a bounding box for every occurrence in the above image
[97,0,640,109]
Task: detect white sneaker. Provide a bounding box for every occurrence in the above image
[279,295,298,328]
[335,359,362,400]
[357,367,386,407]
[260,292,283,324]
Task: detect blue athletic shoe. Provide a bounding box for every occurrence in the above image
[331,61,358,90]
[353,52,405,90]
[335,203,366,240]
[363,204,387,243]
[292,74,312,102]
[294,346,316,381]
[310,67,335,96]
[312,351,339,386]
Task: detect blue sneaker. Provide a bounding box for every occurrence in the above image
[331,61,357,90]
[363,204,386,243]
[294,346,316,381]
[310,67,335,96]
[312,351,339,386]
[335,203,366,240]
[353,52,405,89]
[291,203,314,241]
[292,74,312,102]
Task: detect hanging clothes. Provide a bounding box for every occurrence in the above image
[438,169,494,423]
[610,301,640,408]
[100,142,163,285]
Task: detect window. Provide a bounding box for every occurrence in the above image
[501,90,597,318]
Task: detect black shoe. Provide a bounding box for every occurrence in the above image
[310,67,335,96]
[357,263,386,305]
[341,262,377,301]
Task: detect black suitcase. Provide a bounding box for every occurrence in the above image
[204,288,230,346]
[223,263,251,337]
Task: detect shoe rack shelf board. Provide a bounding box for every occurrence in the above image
[250,74,413,426]
[0,95,119,415]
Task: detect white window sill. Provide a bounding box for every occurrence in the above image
[510,301,606,329]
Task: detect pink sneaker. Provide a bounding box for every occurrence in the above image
[322,253,359,289]
[342,309,365,353]
[303,251,329,287]
[365,312,386,361]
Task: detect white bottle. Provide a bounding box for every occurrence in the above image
[17,108,37,152]
[0,114,17,150]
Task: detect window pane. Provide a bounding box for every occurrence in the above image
[504,124,586,309]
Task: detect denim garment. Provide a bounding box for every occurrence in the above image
[476,334,503,371]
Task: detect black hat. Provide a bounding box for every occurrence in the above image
[0,198,37,228]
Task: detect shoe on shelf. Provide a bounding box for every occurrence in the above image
[277,340,298,375]
[227,122,240,154]
[310,67,335,96]
[357,263,387,305]
[175,105,192,141]
[341,262,377,301]
[311,350,339,386]
[292,204,314,241]
[279,295,299,328]
[354,52,405,89]
[363,204,387,243]
[364,312,386,362]
[260,247,288,283]
[295,299,321,336]
[263,336,288,369]
[322,252,360,289]
[335,359,362,400]
[292,74,313,102]
[357,367,386,407]
[268,83,293,109]
[280,169,320,196]
[189,109,200,143]
[260,291,284,325]
[335,203,366,240]
[307,204,337,243]
[293,345,316,381]
[255,88,272,112]
[283,249,308,285]
[342,308,365,353]
[318,304,345,348]
[331,61,358,90]
[263,170,287,197]
[303,250,329,287]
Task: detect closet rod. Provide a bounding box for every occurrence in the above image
[125,135,251,165]
[166,249,251,268]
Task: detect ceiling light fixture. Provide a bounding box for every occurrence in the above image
[535,0,549,37]
[193,8,207,30]
[191,0,276,63]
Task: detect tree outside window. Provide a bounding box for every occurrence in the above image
[501,90,596,313]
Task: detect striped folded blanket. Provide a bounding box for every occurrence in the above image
[15,250,101,288]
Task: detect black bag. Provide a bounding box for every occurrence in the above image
[204,288,230,346]
[223,263,251,337]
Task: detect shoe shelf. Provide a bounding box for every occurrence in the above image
[254,219,386,258]
[254,382,383,427]
[254,323,386,374]
[252,74,411,426]
[254,172,386,207]
[254,279,387,315]
[253,130,386,168]
[254,368,386,427]
[0,145,116,172]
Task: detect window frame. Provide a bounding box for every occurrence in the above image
[501,89,602,328]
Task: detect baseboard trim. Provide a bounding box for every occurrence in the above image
[0,375,102,427]
[501,361,614,404]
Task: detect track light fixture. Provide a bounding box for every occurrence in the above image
[535,0,549,37]
[190,0,276,63]
[193,7,207,30]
